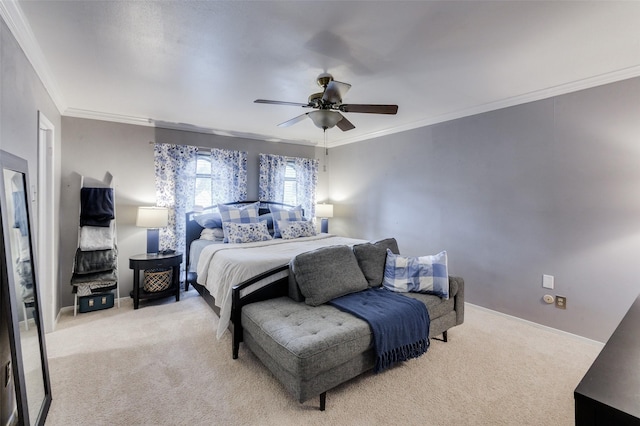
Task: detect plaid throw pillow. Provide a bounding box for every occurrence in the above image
[383,249,449,299]
[218,202,260,242]
[268,205,304,238]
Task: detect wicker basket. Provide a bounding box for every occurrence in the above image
[143,268,172,292]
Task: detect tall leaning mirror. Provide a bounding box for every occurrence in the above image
[0,150,51,425]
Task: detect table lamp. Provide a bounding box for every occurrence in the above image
[136,206,168,254]
[315,203,334,233]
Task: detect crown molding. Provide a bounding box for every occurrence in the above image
[64,108,318,146]
[0,1,67,113]
[329,65,640,148]
[64,108,154,127]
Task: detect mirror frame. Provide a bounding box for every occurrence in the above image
[0,150,51,425]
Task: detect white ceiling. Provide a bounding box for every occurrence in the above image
[4,1,640,147]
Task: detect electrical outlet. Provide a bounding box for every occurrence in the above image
[555,295,567,310]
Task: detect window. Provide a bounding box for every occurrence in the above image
[194,149,248,207]
[283,160,297,206]
[195,152,213,207]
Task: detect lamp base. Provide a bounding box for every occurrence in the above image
[147,228,160,255]
[321,218,329,234]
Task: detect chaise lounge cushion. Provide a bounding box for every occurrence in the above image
[352,238,400,287]
[293,245,369,306]
[242,297,373,381]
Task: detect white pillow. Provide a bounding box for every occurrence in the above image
[278,220,316,239]
[383,249,449,299]
[223,221,272,244]
[200,227,224,241]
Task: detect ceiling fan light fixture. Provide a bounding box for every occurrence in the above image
[308,110,342,130]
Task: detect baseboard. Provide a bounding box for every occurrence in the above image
[465,302,605,347]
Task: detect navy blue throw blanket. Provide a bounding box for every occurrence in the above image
[80,188,115,227]
[329,287,430,373]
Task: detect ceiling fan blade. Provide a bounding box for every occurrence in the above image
[255,99,309,107]
[322,80,352,104]
[277,113,309,128]
[336,114,355,131]
[340,104,398,114]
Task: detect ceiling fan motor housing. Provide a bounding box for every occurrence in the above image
[316,72,334,88]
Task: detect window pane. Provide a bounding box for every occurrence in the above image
[283,161,297,206]
[194,177,212,207]
[196,155,211,175]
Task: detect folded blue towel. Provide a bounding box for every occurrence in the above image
[80,187,114,227]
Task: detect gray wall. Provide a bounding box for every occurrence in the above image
[329,77,640,342]
[1,17,62,332]
[59,117,321,309]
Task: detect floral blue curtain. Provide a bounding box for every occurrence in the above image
[259,153,318,218]
[258,153,288,203]
[210,148,248,204]
[293,157,318,219]
[154,143,198,257]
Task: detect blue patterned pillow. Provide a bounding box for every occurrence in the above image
[278,220,316,239]
[223,221,272,244]
[269,205,304,238]
[383,249,449,299]
[218,202,260,242]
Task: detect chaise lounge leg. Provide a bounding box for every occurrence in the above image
[432,330,448,342]
[319,392,326,411]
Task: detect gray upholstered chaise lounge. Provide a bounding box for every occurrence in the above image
[232,238,465,411]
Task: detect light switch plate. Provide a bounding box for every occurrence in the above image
[543,274,554,289]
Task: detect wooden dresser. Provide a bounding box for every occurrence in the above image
[574,294,640,425]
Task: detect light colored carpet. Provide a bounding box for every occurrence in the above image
[44,290,602,425]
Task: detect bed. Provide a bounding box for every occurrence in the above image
[184,201,367,347]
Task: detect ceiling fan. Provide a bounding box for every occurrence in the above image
[254,73,398,131]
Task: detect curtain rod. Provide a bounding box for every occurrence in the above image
[149,142,313,162]
[147,142,222,153]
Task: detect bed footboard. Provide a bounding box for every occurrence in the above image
[231,264,290,359]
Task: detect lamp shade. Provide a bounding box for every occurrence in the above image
[136,206,168,228]
[315,204,334,218]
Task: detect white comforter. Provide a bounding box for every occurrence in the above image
[196,234,366,338]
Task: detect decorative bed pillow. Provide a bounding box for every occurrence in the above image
[218,202,260,242]
[278,220,316,239]
[383,249,449,299]
[269,205,304,238]
[200,227,224,241]
[293,245,368,306]
[195,211,223,229]
[258,213,275,235]
[353,238,400,287]
[223,221,272,244]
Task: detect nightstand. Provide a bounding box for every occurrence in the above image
[129,252,182,309]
